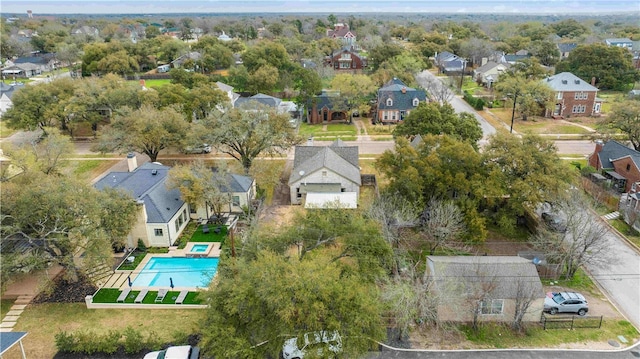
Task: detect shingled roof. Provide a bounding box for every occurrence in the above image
[289,140,360,186]
[427,256,543,299]
[377,78,427,111]
[594,140,640,170]
[94,162,184,224]
[543,72,598,92]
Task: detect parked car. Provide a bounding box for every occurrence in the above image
[281,331,342,359]
[143,345,199,359]
[183,144,212,154]
[541,211,567,232]
[544,292,588,316]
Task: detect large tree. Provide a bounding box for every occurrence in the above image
[200,251,385,359]
[555,43,639,90]
[329,73,377,121]
[93,105,189,162]
[494,75,555,122]
[599,99,640,151]
[196,103,301,173]
[393,102,483,148]
[2,128,74,177]
[1,173,137,285]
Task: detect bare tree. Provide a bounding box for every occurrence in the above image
[511,277,540,331]
[424,77,454,105]
[420,199,465,255]
[532,192,611,280]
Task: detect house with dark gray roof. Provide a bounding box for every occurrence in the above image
[307,90,348,124]
[288,139,361,207]
[425,256,544,323]
[589,140,640,193]
[94,161,190,247]
[375,78,427,123]
[235,93,282,109]
[543,72,602,118]
[557,43,577,59]
[0,82,23,115]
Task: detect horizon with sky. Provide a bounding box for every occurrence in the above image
[1,0,639,15]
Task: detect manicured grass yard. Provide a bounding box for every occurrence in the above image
[298,122,357,140]
[8,303,202,359]
[191,224,227,242]
[92,288,202,305]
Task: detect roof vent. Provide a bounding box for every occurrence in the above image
[562,80,568,84]
[575,80,580,84]
[151,169,158,175]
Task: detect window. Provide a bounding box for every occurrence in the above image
[154,228,163,237]
[232,196,240,206]
[322,170,327,177]
[175,219,180,232]
[386,98,393,107]
[574,92,588,100]
[339,62,350,69]
[557,92,563,100]
[296,188,302,198]
[391,113,396,120]
[627,164,631,171]
[340,53,351,59]
[413,98,419,106]
[383,112,388,120]
[479,299,504,315]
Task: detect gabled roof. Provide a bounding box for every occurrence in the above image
[377,78,427,111]
[94,162,184,224]
[543,72,598,92]
[235,93,281,108]
[605,38,633,44]
[13,54,56,65]
[427,256,543,299]
[435,51,458,63]
[289,140,360,186]
[443,59,464,71]
[595,140,640,170]
[474,61,509,74]
[309,92,343,111]
[0,83,21,100]
[223,173,254,193]
[557,43,577,53]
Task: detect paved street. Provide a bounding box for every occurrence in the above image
[366,346,640,358]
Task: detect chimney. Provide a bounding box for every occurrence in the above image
[591,77,596,86]
[127,152,138,172]
[594,140,604,154]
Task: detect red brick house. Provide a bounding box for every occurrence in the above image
[588,140,640,193]
[327,47,367,72]
[543,72,602,118]
[307,91,348,124]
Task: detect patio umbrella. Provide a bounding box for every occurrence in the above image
[127,275,132,287]
[170,277,174,289]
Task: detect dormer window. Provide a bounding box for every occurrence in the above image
[413,98,419,107]
[386,98,393,107]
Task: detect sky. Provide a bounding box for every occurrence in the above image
[1,0,639,15]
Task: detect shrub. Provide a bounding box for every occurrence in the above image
[54,331,77,353]
[137,238,147,252]
[123,327,144,354]
[580,165,597,177]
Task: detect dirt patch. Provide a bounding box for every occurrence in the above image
[544,285,622,320]
[33,272,97,304]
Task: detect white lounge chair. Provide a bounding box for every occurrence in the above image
[155,288,168,303]
[134,289,149,303]
[117,288,131,303]
[175,290,188,304]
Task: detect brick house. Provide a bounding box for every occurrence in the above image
[588,140,640,193]
[375,78,427,123]
[327,47,366,72]
[307,91,348,125]
[543,72,602,118]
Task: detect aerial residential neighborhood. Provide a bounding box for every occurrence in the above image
[1,2,640,358]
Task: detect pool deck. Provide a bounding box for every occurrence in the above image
[102,242,221,290]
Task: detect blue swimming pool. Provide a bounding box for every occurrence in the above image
[131,257,219,288]
[191,244,209,253]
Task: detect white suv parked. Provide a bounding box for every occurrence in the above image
[544,291,588,316]
[281,331,342,359]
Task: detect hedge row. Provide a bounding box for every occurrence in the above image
[463,91,486,110]
[55,326,164,355]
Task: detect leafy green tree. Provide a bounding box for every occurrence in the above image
[292,65,322,107]
[495,75,555,121]
[200,250,385,359]
[372,52,427,87]
[599,99,640,150]
[166,160,230,220]
[550,19,588,38]
[197,104,301,173]
[393,102,483,147]
[247,64,279,94]
[529,40,561,67]
[2,128,74,176]
[242,41,292,73]
[482,133,574,231]
[159,38,189,63]
[93,105,189,162]
[329,73,377,121]
[145,25,161,39]
[1,173,137,284]
[368,43,404,71]
[96,50,139,76]
[555,43,639,90]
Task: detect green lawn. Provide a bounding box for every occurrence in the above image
[0,120,18,138]
[191,224,227,242]
[116,250,146,270]
[298,122,357,139]
[462,320,637,349]
[1,298,16,318]
[134,79,172,88]
[92,288,203,305]
[610,218,640,249]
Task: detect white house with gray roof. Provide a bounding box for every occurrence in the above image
[288,139,361,207]
[425,256,544,323]
[94,161,190,248]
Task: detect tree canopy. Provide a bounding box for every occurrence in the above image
[599,99,640,151]
[393,102,483,148]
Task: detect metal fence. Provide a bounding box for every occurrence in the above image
[540,313,603,330]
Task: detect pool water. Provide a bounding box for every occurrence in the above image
[131,257,219,288]
[191,244,209,253]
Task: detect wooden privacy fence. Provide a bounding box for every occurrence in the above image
[540,313,603,330]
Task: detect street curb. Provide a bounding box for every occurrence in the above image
[591,208,640,254]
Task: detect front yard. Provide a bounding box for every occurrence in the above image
[298,122,357,141]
